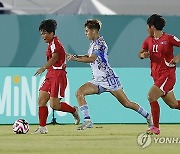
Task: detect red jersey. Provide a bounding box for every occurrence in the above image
[142,33,180,78]
[46,36,66,72]
[40,36,67,98]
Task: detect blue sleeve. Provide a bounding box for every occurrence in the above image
[92,50,99,56]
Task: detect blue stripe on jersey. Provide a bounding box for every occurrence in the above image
[96,50,107,63]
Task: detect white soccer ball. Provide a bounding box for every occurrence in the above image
[13,119,29,134]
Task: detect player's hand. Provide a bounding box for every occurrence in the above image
[141,52,150,59]
[34,67,46,76]
[66,53,73,61]
[71,55,79,61]
[142,51,150,58]
[169,57,180,66]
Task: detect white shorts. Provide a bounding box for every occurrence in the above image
[88,76,122,94]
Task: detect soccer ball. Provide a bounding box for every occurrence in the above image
[13,119,29,134]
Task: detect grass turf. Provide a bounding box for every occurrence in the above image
[0,124,180,154]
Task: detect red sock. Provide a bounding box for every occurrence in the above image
[177,101,180,110]
[39,106,48,127]
[150,101,160,128]
[59,102,76,113]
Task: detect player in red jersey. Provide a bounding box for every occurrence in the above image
[139,14,180,135]
[33,19,80,134]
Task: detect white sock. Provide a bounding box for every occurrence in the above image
[137,106,149,119]
[80,104,91,121]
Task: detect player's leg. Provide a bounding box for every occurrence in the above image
[162,91,180,110]
[110,89,139,110]
[110,89,153,128]
[50,97,75,112]
[160,73,180,110]
[146,85,164,134]
[76,82,98,130]
[34,90,50,134]
[50,97,80,125]
[50,75,80,125]
[147,73,178,134]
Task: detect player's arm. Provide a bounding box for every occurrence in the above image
[170,35,180,47]
[169,36,180,65]
[66,52,89,61]
[138,49,150,59]
[72,54,97,63]
[34,53,59,76]
[169,54,180,65]
[75,54,89,57]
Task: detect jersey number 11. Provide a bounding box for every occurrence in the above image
[152,44,158,52]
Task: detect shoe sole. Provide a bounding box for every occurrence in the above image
[32,132,48,134]
[77,125,93,130]
[146,131,160,135]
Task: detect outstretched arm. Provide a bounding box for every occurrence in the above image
[71,54,97,63]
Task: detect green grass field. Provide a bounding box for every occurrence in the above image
[0,124,180,154]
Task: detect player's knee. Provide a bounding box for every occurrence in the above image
[122,101,131,108]
[168,103,177,109]
[76,89,85,99]
[50,103,55,109]
[50,102,59,110]
[38,97,47,106]
[148,94,156,102]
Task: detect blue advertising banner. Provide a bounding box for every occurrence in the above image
[0,67,180,124]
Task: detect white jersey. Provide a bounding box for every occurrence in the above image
[88,36,121,91]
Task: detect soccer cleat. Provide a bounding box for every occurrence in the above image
[72,106,80,125]
[77,120,93,130]
[33,126,48,134]
[146,126,160,135]
[146,114,153,128]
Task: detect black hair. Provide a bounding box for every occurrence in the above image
[147,14,166,30]
[39,19,57,34]
[84,19,102,31]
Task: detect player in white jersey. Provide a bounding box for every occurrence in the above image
[69,19,153,130]
[88,36,121,91]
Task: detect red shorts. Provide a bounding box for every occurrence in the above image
[39,70,67,98]
[153,70,176,95]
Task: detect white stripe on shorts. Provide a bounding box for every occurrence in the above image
[159,77,169,95]
[58,83,63,98]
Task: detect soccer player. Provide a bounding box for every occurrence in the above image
[139,14,180,135]
[34,19,80,134]
[69,19,153,130]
